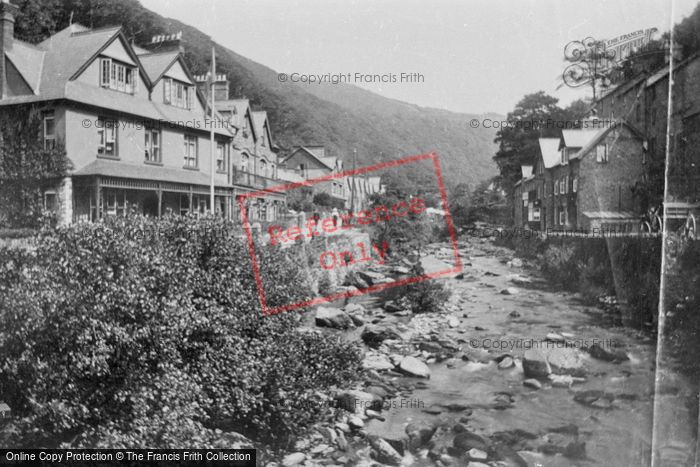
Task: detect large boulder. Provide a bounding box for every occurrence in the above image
[361,325,401,348]
[315,307,354,329]
[397,356,431,378]
[362,353,395,371]
[522,347,585,379]
[281,452,306,466]
[452,430,490,454]
[585,343,629,363]
[406,421,437,450]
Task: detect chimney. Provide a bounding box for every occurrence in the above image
[148,31,184,53]
[194,73,230,101]
[0,0,19,99]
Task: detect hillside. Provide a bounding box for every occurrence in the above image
[13,0,499,189]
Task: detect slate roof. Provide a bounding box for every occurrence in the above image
[571,120,644,161]
[2,23,233,136]
[560,128,599,149]
[538,138,561,169]
[137,51,180,84]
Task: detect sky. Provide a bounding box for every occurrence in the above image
[140,0,699,115]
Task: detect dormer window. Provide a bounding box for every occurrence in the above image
[561,148,569,164]
[163,78,193,109]
[99,58,137,94]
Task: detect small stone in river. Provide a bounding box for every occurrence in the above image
[282,452,306,466]
[500,287,519,295]
[467,448,488,461]
[475,326,486,331]
[365,409,385,421]
[508,310,521,318]
[498,357,514,369]
[447,316,460,328]
[398,356,431,378]
[423,405,444,415]
[348,416,364,429]
[523,378,542,390]
[546,332,565,342]
[335,422,350,433]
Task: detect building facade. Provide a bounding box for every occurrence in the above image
[0,1,286,226]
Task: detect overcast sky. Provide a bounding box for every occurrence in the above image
[141,0,698,115]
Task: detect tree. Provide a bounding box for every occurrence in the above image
[493,92,589,208]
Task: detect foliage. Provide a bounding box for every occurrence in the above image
[0,215,361,448]
[492,93,590,203]
[0,105,70,228]
[368,189,432,257]
[312,192,345,210]
[381,265,450,314]
[286,187,315,212]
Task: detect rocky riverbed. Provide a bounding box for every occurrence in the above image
[270,237,696,466]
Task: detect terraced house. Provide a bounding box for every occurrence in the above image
[0,0,284,225]
[514,119,646,232]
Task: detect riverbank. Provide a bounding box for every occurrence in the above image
[272,236,696,466]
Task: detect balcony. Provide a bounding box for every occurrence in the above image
[233,170,279,189]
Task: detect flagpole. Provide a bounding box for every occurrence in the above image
[209,47,216,213]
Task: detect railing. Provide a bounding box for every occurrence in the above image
[233,171,280,189]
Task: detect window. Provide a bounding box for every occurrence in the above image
[533,207,541,221]
[163,78,192,109]
[596,143,609,163]
[259,159,267,177]
[216,142,226,172]
[299,163,306,177]
[44,190,57,211]
[561,148,568,164]
[184,135,198,168]
[43,111,56,150]
[270,163,276,179]
[99,58,136,94]
[573,177,578,193]
[163,79,172,104]
[554,180,559,195]
[145,128,161,163]
[97,118,117,157]
[241,154,249,172]
[559,208,566,225]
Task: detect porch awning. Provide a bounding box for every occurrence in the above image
[73,159,233,189]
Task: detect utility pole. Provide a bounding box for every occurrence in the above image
[209,47,216,213]
[350,148,357,213]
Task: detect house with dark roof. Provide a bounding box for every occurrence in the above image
[514,119,646,231]
[280,146,347,203]
[0,1,289,224]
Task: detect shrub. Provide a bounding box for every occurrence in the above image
[0,215,361,448]
[381,265,451,314]
[539,243,579,289]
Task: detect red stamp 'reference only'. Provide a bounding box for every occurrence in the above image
[238,152,462,316]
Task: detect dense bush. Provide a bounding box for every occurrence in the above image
[0,215,361,448]
[381,265,451,314]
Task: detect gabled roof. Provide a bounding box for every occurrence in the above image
[305,146,326,159]
[560,128,599,150]
[216,99,255,139]
[521,165,533,179]
[538,138,561,169]
[5,40,44,93]
[571,120,644,161]
[282,146,334,171]
[137,50,180,84]
[251,110,272,145]
[2,23,152,102]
